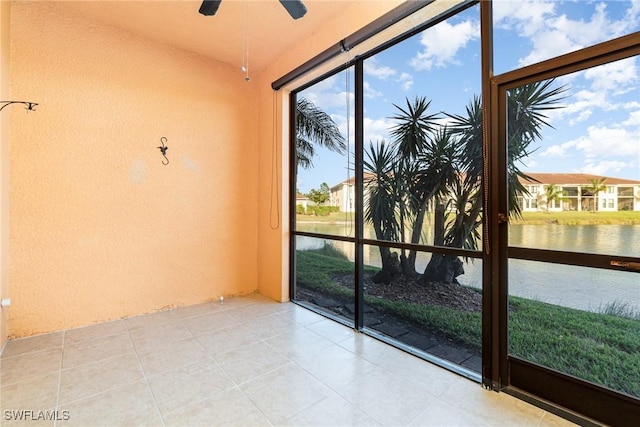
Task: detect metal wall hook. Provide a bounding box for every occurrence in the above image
[157,137,169,165]
[0,101,38,113]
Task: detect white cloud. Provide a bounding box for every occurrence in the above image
[495,1,640,68]
[493,0,556,36]
[581,160,633,176]
[540,141,574,158]
[397,72,414,91]
[567,125,638,160]
[364,117,393,144]
[363,81,382,99]
[410,19,479,71]
[331,115,394,148]
[622,110,640,127]
[518,29,579,66]
[365,57,396,80]
[545,89,600,125]
[584,57,638,94]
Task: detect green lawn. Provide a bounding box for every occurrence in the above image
[513,210,640,225]
[296,210,640,225]
[295,248,640,398]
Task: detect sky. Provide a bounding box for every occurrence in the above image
[296,0,640,194]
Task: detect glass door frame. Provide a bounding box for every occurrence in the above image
[490,33,640,425]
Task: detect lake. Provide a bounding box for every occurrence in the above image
[296,223,640,314]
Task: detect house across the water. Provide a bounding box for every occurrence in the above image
[329,172,640,213]
[518,173,640,212]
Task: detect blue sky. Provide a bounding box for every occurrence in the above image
[297,0,640,194]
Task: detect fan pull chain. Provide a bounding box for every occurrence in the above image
[241,0,250,81]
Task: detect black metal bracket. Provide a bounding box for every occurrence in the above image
[157,137,169,165]
[0,101,38,113]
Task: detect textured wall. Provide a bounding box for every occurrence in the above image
[8,2,259,337]
[1,1,10,349]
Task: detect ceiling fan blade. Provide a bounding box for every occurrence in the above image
[199,0,222,16]
[279,0,307,19]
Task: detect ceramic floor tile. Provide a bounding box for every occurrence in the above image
[147,358,236,416]
[379,349,475,396]
[125,309,177,330]
[64,320,128,344]
[0,348,62,386]
[339,332,410,366]
[137,336,211,376]
[128,321,192,353]
[0,296,583,427]
[180,311,239,335]
[240,364,333,425]
[0,372,59,411]
[215,341,291,385]
[294,343,377,389]
[241,313,302,339]
[283,394,378,427]
[58,353,144,405]
[224,301,288,322]
[306,318,357,343]
[409,399,488,426]
[62,332,134,369]
[440,385,547,426]
[215,295,259,310]
[264,327,334,361]
[194,324,259,358]
[59,380,161,426]
[169,302,223,319]
[2,412,56,427]
[163,387,270,427]
[335,367,438,426]
[276,305,327,326]
[0,332,63,358]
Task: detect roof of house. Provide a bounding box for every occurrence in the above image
[519,173,640,186]
[330,173,375,190]
[331,172,640,190]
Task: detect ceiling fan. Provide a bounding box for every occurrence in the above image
[199,0,307,20]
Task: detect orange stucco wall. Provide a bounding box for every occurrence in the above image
[256,1,402,301]
[1,0,11,350]
[7,1,259,338]
[3,0,403,340]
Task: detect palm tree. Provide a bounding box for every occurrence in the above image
[295,98,346,169]
[363,97,445,282]
[364,80,567,285]
[363,140,403,284]
[544,184,565,212]
[585,178,607,212]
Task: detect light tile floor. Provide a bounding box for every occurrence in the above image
[1,293,577,426]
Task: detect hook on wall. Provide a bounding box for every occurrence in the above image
[157,137,169,165]
[0,100,38,113]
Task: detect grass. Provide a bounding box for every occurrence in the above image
[295,247,640,398]
[512,210,640,225]
[297,210,640,225]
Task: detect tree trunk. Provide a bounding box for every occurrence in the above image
[371,221,402,285]
[422,203,466,284]
[372,247,401,284]
[407,197,431,275]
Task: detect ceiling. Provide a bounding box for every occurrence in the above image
[56,0,355,73]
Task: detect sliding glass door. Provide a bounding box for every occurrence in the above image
[495,36,640,425]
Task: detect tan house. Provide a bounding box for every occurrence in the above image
[331,172,640,213]
[518,173,640,212]
[329,174,375,213]
[295,193,310,211]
